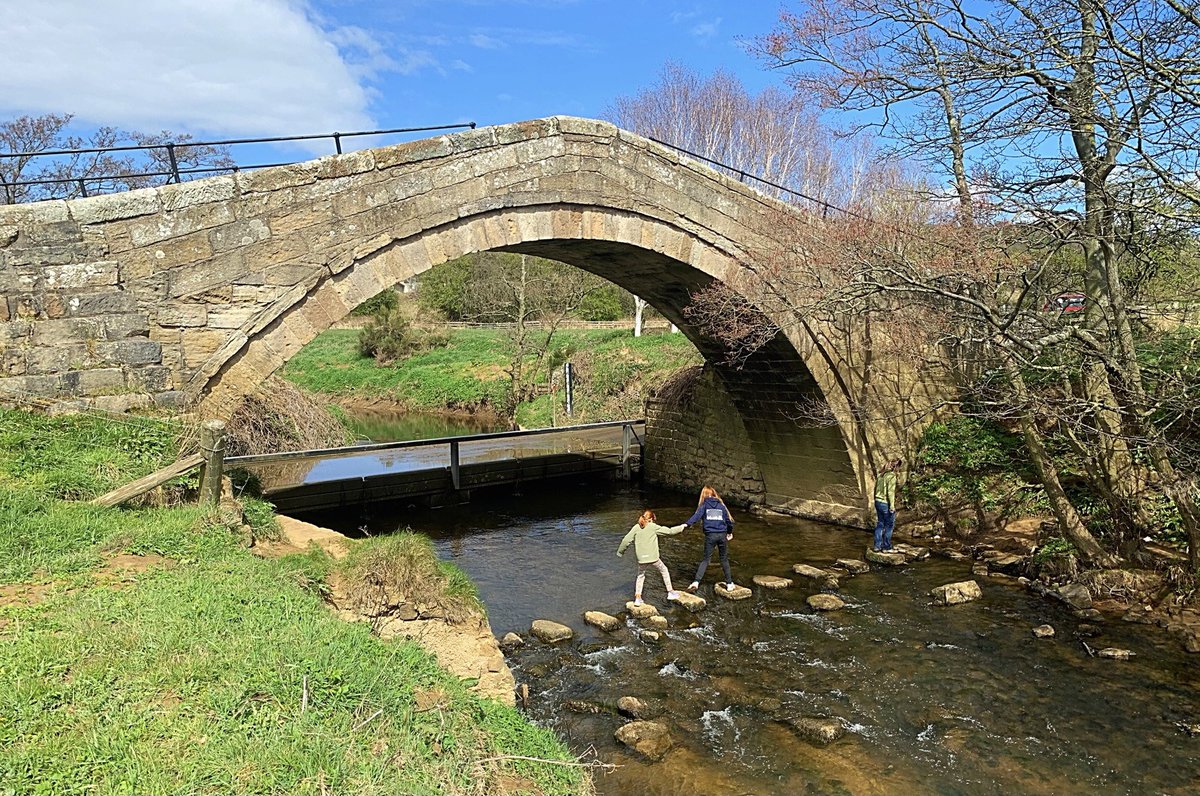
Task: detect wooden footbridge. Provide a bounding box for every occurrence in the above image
[225,420,645,513]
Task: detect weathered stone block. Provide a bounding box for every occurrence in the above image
[236,163,318,193]
[40,261,120,290]
[65,291,138,317]
[374,136,452,169]
[159,176,237,212]
[209,219,270,253]
[75,367,127,395]
[129,202,235,246]
[156,305,208,327]
[316,149,376,179]
[71,189,161,225]
[207,307,258,330]
[98,339,162,366]
[168,252,248,298]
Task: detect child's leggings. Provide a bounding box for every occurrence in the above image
[635,559,673,595]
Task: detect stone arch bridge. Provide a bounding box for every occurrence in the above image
[0,117,947,523]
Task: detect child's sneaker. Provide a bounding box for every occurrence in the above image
[633,596,644,606]
[686,582,699,592]
[726,582,736,591]
[667,590,680,601]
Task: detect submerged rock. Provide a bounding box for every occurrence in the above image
[583,611,620,632]
[753,574,793,589]
[834,558,870,574]
[807,594,847,611]
[617,695,665,719]
[672,591,707,612]
[500,632,524,649]
[530,619,573,643]
[891,543,930,561]
[757,697,782,713]
[639,629,662,644]
[615,720,674,761]
[1098,647,1135,660]
[562,699,612,715]
[930,580,983,606]
[784,716,846,745]
[1074,623,1102,639]
[866,549,907,566]
[626,601,660,619]
[1033,624,1056,638]
[715,583,753,601]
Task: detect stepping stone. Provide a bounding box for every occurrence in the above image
[642,615,668,631]
[752,574,793,589]
[638,629,662,644]
[1098,647,1135,660]
[715,583,753,601]
[1033,624,1055,638]
[615,719,673,761]
[833,558,870,574]
[930,580,983,606]
[891,543,930,561]
[530,619,573,643]
[584,611,620,632]
[792,564,835,579]
[672,591,707,612]
[807,594,846,611]
[865,548,907,566]
[625,601,660,619]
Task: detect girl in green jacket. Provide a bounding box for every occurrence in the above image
[617,509,687,605]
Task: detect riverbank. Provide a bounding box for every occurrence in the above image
[280,326,701,427]
[0,408,591,795]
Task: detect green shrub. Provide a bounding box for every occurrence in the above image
[350,288,399,317]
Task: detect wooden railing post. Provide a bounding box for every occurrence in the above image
[198,420,227,506]
[450,439,461,491]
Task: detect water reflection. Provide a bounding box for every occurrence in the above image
[301,482,1200,796]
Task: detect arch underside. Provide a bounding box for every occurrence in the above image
[498,239,862,512]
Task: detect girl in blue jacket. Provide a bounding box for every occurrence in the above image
[684,485,736,592]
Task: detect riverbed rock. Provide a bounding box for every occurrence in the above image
[833,558,870,574]
[987,553,1026,575]
[614,720,674,761]
[1098,647,1135,660]
[583,611,620,632]
[530,619,573,643]
[643,615,669,631]
[715,583,753,601]
[562,699,611,715]
[638,629,662,644]
[1033,624,1056,638]
[892,543,930,561]
[1074,623,1102,638]
[625,601,660,619]
[617,696,665,719]
[930,580,983,606]
[1073,608,1103,621]
[500,632,524,649]
[784,716,846,745]
[807,594,847,611]
[753,574,793,589]
[865,548,907,566]
[971,563,990,576]
[673,591,707,612]
[1056,583,1093,611]
[757,697,782,713]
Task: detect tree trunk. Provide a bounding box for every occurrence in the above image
[633,296,647,337]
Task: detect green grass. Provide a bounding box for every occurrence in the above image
[0,409,590,795]
[282,326,702,422]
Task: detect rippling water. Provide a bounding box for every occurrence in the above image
[303,481,1200,796]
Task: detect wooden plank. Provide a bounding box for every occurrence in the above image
[91,452,205,508]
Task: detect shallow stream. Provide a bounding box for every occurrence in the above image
[303,482,1200,795]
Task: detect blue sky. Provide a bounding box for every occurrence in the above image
[0,1,791,162]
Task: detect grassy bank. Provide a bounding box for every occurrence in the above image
[0,408,589,795]
[281,326,702,425]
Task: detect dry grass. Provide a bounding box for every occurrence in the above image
[225,376,351,456]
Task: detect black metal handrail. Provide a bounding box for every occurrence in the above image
[0,122,476,196]
[226,418,645,465]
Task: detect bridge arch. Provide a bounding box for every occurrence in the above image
[0,116,876,519]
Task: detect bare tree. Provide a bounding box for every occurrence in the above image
[1,113,234,203]
[721,0,1200,567]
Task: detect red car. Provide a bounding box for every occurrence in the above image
[1044,292,1086,313]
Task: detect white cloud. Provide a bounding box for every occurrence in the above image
[0,0,424,136]
[470,33,505,49]
[690,17,722,42]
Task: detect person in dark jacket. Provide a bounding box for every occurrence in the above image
[684,485,736,592]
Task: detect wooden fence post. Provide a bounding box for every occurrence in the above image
[198,420,227,506]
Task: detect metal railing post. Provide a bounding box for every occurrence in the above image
[333,132,343,154]
[620,423,632,480]
[76,178,88,197]
[165,143,181,183]
[450,439,461,491]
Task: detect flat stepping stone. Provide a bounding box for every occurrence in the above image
[584,611,620,632]
[891,543,930,561]
[715,583,753,601]
[638,629,662,644]
[625,602,660,619]
[792,564,836,579]
[833,558,870,574]
[865,548,907,566]
[752,574,793,589]
[807,594,846,611]
[642,615,668,630]
[530,619,573,643]
[930,580,983,606]
[672,591,707,612]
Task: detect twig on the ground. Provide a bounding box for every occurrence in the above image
[351,708,384,732]
[474,754,619,770]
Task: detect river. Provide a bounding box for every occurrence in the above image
[300,481,1200,795]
